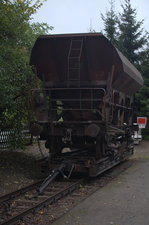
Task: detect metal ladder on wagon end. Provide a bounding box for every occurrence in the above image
[67,39,83,87]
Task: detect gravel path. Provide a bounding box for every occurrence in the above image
[52,141,149,225]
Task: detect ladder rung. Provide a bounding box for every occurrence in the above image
[67,39,83,84]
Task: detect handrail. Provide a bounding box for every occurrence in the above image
[28,87,107,122]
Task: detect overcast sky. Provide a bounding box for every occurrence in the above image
[33,0,149,34]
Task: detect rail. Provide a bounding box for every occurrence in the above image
[0,178,84,225]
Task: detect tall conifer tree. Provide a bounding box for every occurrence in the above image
[101,0,149,134]
[118,0,147,64]
[101,0,118,46]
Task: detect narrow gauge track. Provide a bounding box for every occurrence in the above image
[0,178,84,225]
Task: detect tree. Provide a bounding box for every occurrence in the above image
[117,0,147,64]
[100,0,149,136]
[101,0,118,46]
[135,47,149,134]
[117,0,149,133]
[0,0,53,147]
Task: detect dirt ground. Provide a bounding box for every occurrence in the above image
[0,140,147,196]
[0,140,149,225]
[0,141,49,196]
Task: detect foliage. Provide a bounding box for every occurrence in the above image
[117,0,147,65]
[101,0,149,135]
[101,0,118,46]
[117,0,149,133]
[101,0,148,63]
[0,0,53,148]
[135,46,149,133]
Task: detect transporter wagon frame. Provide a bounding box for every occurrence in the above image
[29,33,143,177]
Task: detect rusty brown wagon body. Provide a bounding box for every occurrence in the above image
[29,33,143,176]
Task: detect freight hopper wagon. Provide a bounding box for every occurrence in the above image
[29,33,143,177]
